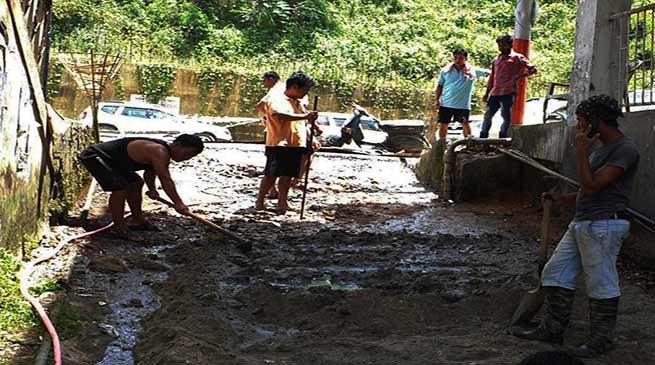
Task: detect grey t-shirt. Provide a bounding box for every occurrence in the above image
[575,137,640,221]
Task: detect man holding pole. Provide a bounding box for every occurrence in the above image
[513,95,640,358]
[79,134,204,241]
[255,71,318,215]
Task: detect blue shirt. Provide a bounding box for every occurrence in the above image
[437,67,489,110]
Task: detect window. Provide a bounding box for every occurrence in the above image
[149,109,175,119]
[360,118,380,131]
[101,105,119,114]
[121,107,149,118]
[316,115,329,126]
[333,118,347,126]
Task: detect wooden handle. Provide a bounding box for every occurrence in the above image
[154,197,249,244]
[300,96,319,220]
[539,198,552,261]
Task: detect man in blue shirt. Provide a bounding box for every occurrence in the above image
[435,48,489,140]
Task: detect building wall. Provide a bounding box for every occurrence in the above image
[0,1,48,252]
[613,111,655,218]
[0,1,92,253]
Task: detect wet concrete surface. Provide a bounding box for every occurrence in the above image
[49,143,655,364]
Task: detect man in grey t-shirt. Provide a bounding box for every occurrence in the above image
[513,95,640,358]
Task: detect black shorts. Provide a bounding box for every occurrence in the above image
[79,148,142,191]
[263,147,304,178]
[438,106,470,124]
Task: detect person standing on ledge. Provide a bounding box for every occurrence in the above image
[480,34,537,138]
[435,48,489,140]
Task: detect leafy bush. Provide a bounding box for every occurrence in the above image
[136,64,177,104]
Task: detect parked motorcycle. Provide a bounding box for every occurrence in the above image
[319,103,430,153]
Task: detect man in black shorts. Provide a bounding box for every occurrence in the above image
[435,48,489,139]
[255,71,318,214]
[79,134,203,240]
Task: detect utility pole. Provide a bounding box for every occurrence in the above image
[512,0,539,125]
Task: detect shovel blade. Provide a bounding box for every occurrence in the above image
[510,286,545,327]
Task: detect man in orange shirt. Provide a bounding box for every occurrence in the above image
[255,71,318,214]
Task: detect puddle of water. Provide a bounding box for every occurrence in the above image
[306,279,362,291]
[269,278,362,291]
[95,245,172,365]
[95,271,167,365]
[238,324,305,351]
[321,265,378,274]
[368,208,500,237]
[398,265,464,274]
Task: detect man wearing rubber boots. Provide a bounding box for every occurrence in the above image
[79,134,204,241]
[513,95,640,358]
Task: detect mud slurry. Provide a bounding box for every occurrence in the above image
[62,144,655,364]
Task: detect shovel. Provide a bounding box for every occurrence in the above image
[153,196,252,252]
[510,197,552,327]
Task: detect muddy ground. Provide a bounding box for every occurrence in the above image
[9,143,655,364]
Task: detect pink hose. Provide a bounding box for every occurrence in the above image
[19,219,123,365]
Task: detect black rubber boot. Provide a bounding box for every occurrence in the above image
[572,296,619,358]
[513,286,576,345]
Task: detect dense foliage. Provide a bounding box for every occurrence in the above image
[52,0,578,113]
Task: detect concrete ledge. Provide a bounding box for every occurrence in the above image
[456,153,521,201]
[510,122,568,164]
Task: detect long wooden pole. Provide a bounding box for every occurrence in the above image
[153,196,252,250]
[300,96,319,220]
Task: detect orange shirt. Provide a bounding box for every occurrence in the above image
[265,92,307,147]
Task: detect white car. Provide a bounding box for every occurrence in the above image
[79,101,232,142]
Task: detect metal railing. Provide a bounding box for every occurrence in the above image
[611,4,655,109]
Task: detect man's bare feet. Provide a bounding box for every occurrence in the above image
[276,204,293,215]
[105,227,145,243]
[255,200,265,210]
[128,219,161,232]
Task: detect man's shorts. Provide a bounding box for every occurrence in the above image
[78,148,142,192]
[263,146,304,177]
[438,106,470,124]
